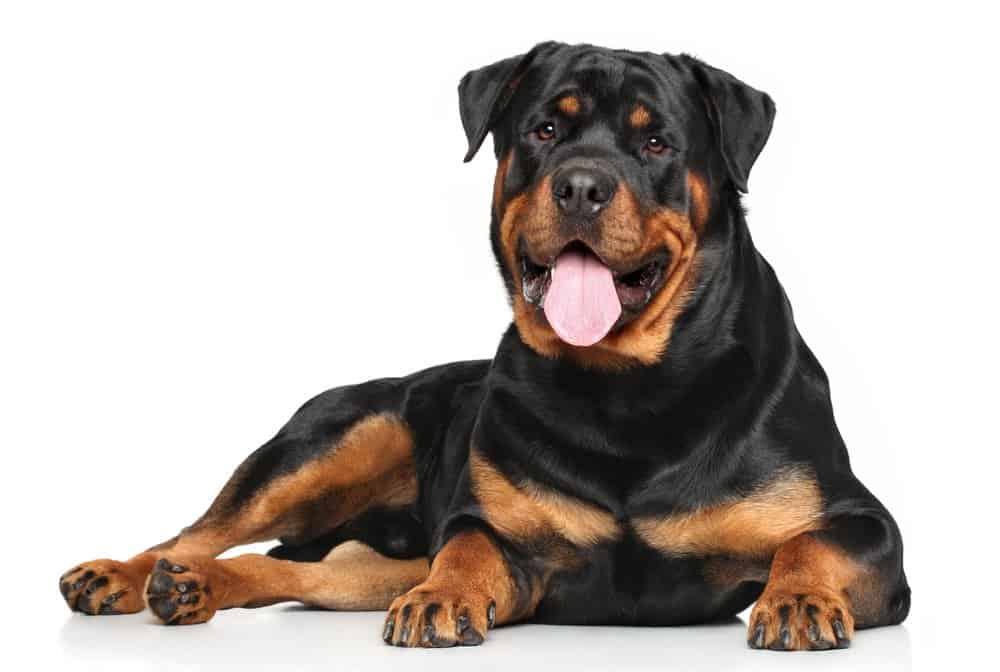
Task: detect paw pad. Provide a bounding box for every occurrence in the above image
[145,557,216,625]
[58,560,144,615]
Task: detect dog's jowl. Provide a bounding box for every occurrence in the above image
[59,42,910,651]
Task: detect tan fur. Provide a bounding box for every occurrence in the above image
[688,171,711,231]
[506,186,699,368]
[586,193,699,367]
[499,154,703,369]
[749,534,863,649]
[633,467,824,557]
[757,533,888,631]
[310,541,428,610]
[386,528,530,646]
[62,413,420,618]
[414,529,519,624]
[493,150,512,219]
[202,413,417,545]
[629,104,651,128]
[144,542,430,624]
[558,95,581,116]
[763,534,862,599]
[59,558,152,615]
[470,449,619,547]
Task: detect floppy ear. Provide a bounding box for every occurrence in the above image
[458,42,556,163]
[682,56,776,193]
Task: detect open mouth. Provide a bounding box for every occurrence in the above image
[520,241,670,346]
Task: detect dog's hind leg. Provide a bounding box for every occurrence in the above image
[142,540,430,625]
[60,402,421,618]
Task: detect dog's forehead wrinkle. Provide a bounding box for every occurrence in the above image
[537,52,687,126]
[549,46,628,92]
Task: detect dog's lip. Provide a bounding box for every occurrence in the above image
[520,240,669,280]
[519,240,671,312]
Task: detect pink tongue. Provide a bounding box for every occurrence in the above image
[543,248,622,347]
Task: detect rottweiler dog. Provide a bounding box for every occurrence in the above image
[59,42,910,651]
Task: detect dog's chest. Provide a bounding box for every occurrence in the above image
[535,532,767,626]
[474,452,822,561]
[521,467,823,624]
[467,434,823,626]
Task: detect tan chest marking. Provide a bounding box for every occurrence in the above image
[470,449,620,547]
[633,467,824,558]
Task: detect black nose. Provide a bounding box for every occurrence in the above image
[552,167,617,216]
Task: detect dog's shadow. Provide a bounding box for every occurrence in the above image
[59,608,912,671]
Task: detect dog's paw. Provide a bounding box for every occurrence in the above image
[383,584,496,648]
[59,560,146,615]
[145,557,221,625]
[748,588,854,651]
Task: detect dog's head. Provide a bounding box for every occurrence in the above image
[460,42,774,368]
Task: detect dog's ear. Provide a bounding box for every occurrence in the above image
[682,55,776,193]
[458,42,557,162]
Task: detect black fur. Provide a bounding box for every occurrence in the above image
[202,43,909,630]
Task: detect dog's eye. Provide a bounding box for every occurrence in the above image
[536,122,557,141]
[645,136,669,154]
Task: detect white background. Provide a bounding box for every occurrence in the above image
[2,1,997,670]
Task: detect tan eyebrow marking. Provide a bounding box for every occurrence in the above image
[629,104,652,129]
[557,96,581,116]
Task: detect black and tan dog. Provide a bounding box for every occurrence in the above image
[59,42,910,651]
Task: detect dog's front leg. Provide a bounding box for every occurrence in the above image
[747,511,910,651]
[382,528,538,647]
